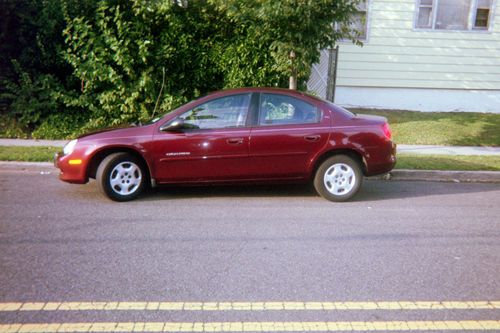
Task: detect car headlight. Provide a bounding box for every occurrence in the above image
[63,139,78,155]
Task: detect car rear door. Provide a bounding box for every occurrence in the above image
[247,93,330,179]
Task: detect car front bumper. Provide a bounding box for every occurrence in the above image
[54,152,89,184]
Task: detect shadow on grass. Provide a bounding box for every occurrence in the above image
[396,154,500,171]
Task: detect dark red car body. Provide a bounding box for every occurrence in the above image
[55,88,396,199]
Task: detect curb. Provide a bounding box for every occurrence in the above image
[397,144,500,156]
[0,161,54,167]
[1,162,499,184]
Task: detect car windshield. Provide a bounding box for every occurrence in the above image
[143,97,205,125]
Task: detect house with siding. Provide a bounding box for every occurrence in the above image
[307,0,500,113]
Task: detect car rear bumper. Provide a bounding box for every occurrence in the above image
[364,141,397,176]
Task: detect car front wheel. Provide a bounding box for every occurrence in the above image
[314,155,363,202]
[96,153,147,201]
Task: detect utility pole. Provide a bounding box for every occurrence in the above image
[326,46,339,102]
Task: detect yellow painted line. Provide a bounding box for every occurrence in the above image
[0,321,500,332]
[1,301,499,312]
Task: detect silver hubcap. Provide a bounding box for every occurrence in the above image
[324,163,356,196]
[109,162,142,196]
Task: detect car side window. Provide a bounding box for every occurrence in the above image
[259,94,321,126]
[176,94,251,130]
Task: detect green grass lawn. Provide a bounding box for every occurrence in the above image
[1,146,499,172]
[0,146,60,162]
[352,109,500,147]
[397,154,500,171]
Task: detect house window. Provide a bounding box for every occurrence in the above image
[415,0,495,31]
[337,0,369,40]
[353,0,368,39]
[416,0,434,28]
[435,0,470,30]
[473,0,492,29]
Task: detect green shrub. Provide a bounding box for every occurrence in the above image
[0,114,29,139]
[31,112,90,139]
[0,62,63,133]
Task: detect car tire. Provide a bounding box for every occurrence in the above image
[96,153,147,202]
[314,155,363,202]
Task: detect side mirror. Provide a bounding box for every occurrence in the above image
[160,118,185,132]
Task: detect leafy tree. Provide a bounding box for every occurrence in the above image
[211,0,360,89]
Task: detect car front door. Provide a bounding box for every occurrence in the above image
[152,93,253,183]
[247,93,330,179]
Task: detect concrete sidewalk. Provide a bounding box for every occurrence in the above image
[0,138,67,147]
[1,139,500,156]
[397,144,500,156]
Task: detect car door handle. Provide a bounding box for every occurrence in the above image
[227,138,244,145]
[304,135,321,142]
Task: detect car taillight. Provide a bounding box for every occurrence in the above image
[382,123,392,140]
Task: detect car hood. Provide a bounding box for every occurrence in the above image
[77,124,154,142]
[77,125,132,139]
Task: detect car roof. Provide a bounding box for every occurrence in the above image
[206,87,325,102]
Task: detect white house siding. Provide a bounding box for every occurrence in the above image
[308,0,500,113]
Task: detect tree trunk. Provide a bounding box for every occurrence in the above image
[289,50,297,90]
[289,72,297,90]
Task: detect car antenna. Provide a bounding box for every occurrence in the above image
[152,66,166,119]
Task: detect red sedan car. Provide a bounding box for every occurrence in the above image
[55,88,396,202]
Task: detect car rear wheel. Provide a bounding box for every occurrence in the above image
[96,153,147,201]
[314,155,363,202]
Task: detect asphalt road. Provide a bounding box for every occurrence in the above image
[0,163,499,332]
